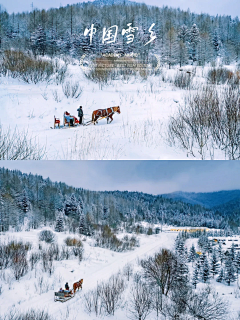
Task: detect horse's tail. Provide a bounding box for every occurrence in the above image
[92,112,95,122]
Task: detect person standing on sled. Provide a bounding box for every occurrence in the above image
[77,106,83,125]
[65,282,69,291]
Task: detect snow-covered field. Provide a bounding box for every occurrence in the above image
[0,229,176,319]
[0,60,213,160]
[1,229,240,320]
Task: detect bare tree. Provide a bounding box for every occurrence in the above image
[84,287,102,316]
[141,248,176,296]
[0,126,45,160]
[100,274,125,315]
[12,251,28,281]
[123,263,133,281]
[127,279,152,320]
[186,286,228,320]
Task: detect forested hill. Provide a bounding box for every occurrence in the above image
[0,167,226,232]
[0,0,240,66]
[161,190,240,208]
[161,190,240,229]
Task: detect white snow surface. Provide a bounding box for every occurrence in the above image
[0,61,212,160]
[0,229,176,319]
[1,229,240,319]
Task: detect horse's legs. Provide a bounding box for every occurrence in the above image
[109,115,113,123]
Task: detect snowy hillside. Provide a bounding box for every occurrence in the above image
[1,228,240,320]
[0,229,177,320]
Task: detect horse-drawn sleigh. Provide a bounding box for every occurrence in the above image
[53,106,121,128]
[54,279,83,302]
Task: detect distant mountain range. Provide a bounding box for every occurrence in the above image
[161,190,240,210]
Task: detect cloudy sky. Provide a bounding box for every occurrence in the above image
[1,161,240,195]
[0,0,239,17]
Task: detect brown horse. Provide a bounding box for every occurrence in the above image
[73,279,83,294]
[92,106,121,124]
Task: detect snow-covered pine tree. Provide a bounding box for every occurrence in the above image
[102,205,109,223]
[175,235,185,256]
[199,251,207,266]
[78,196,84,214]
[55,210,64,232]
[172,257,189,313]
[230,242,236,261]
[178,24,189,44]
[225,256,237,286]
[202,259,210,283]
[0,193,3,232]
[235,252,240,275]
[192,264,199,289]
[79,212,86,235]
[188,244,196,264]
[64,194,79,217]
[198,234,209,252]
[210,249,219,278]
[218,243,224,265]
[212,30,221,57]
[189,24,200,62]
[61,31,72,55]
[18,188,30,213]
[70,33,81,58]
[31,25,47,56]
[47,26,58,57]
[216,268,224,283]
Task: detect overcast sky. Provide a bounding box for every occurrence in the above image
[1,161,240,195]
[0,0,239,18]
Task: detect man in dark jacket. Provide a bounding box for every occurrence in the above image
[77,106,83,125]
[65,282,69,291]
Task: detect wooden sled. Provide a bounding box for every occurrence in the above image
[54,290,74,302]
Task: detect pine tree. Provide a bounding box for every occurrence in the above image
[199,252,207,266]
[198,234,209,251]
[78,196,84,214]
[79,213,86,235]
[175,235,185,256]
[31,25,47,56]
[230,242,236,261]
[192,264,199,289]
[55,209,64,232]
[18,189,30,213]
[172,257,189,313]
[225,256,236,286]
[218,243,224,265]
[188,244,196,264]
[64,194,79,217]
[102,205,109,223]
[0,193,4,232]
[216,268,224,283]
[189,24,200,62]
[47,26,58,57]
[212,30,221,56]
[210,249,219,278]
[202,259,210,283]
[178,24,189,44]
[235,252,240,275]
